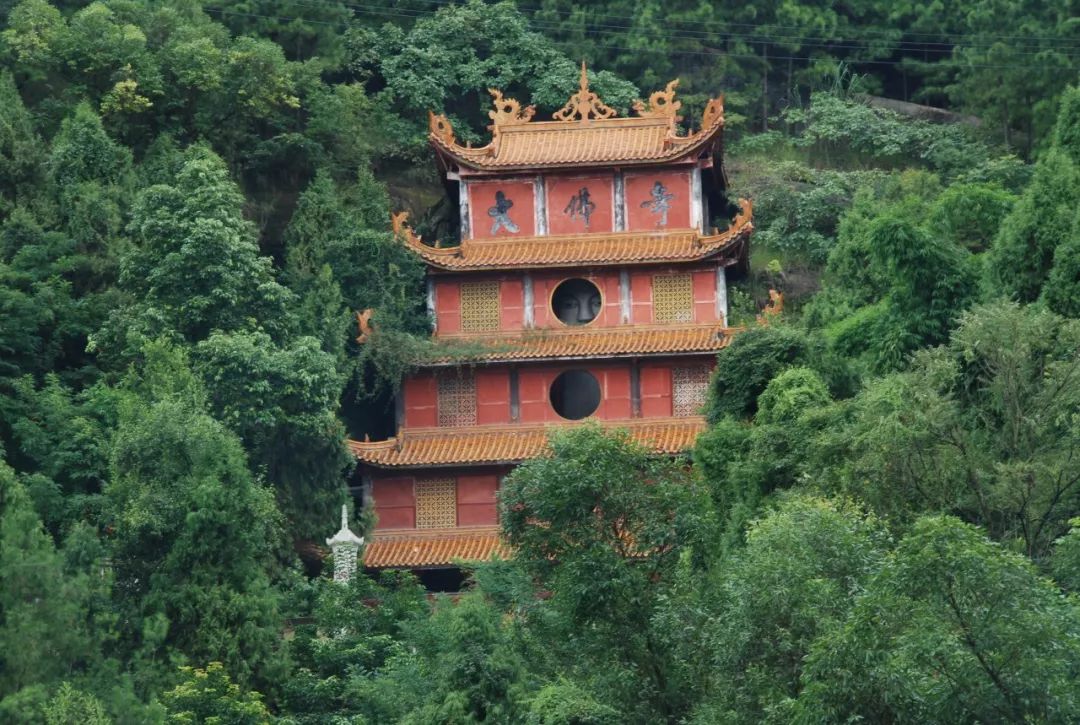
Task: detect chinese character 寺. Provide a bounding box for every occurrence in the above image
[640,181,675,227]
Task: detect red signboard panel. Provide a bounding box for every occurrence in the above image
[468,179,536,239]
[624,171,692,231]
[545,174,615,235]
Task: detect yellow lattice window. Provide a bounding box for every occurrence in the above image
[416,478,457,529]
[461,280,501,332]
[672,366,710,417]
[438,374,477,427]
[653,274,693,323]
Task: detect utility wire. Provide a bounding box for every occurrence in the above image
[394,0,1080,47]
[336,2,1080,58]
[200,5,1080,72]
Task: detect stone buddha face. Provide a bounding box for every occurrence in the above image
[553,279,602,325]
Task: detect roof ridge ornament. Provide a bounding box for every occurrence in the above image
[487,89,535,135]
[553,61,617,123]
[633,79,682,124]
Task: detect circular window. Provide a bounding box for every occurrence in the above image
[552,278,602,326]
[549,369,601,420]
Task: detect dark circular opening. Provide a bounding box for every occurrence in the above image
[552,278,602,326]
[549,369,601,420]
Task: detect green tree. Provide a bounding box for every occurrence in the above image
[161,662,270,725]
[105,342,285,691]
[705,325,846,421]
[117,145,292,347]
[988,85,1080,304]
[193,331,350,537]
[929,182,1016,252]
[828,213,977,372]
[0,460,112,719]
[43,683,111,725]
[1052,518,1080,593]
[820,302,1080,559]
[0,71,43,209]
[500,424,711,722]
[986,149,1079,304]
[1040,203,1080,317]
[797,516,1080,723]
[686,496,889,723]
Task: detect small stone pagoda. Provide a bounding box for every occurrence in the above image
[350,65,752,586]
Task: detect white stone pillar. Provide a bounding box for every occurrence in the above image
[716,265,729,326]
[325,504,364,584]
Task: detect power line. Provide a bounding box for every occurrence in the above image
[395,0,1080,47]
[333,2,1080,59]
[341,4,1080,65]
[199,4,1080,72]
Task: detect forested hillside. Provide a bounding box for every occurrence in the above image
[1,1,1079,722]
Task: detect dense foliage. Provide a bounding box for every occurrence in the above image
[1,1,1079,722]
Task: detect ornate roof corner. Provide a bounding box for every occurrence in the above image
[633,79,683,125]
[733,197,753,230]
[701,96,725,130]
[391,209,427,247]
[553,61,617,123]
[756,289,784,326]
[428,110,456,146]
[487,89,535,135]
[355,308,374,343]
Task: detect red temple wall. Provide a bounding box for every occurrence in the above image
[640,363,674,417]
[403,375,437,428]
[530,270,622,328]
[369,467,508,531]
[403,369,512,427]
[433,265,718,334]
[517,363,633,423]
[371,475,416,529]
[476,368,512,425]
[400,358,714,428]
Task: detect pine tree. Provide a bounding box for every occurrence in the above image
[0,461,107,708]
[0,72,44,210]
[987,86,1080,304]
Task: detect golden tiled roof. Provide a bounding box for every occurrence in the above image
[349,417,706,468]
[430,323,734,363]
[396,200,752,271]
[363,526,507,569]
[429,65,724,171]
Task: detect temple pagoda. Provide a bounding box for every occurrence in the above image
[350,65,752,588]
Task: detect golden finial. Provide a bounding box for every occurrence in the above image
[553,61,616,123]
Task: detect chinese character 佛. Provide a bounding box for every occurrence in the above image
[563,186,596,230]
[640,181,675,227]
[488,190,519,234]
